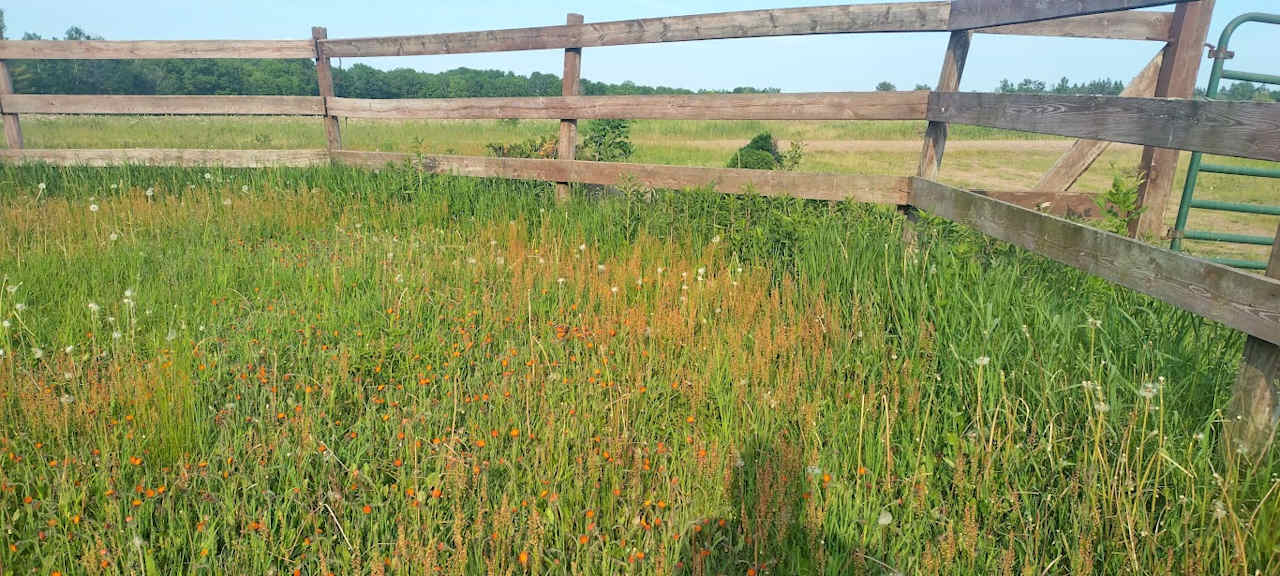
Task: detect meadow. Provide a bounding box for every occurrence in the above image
[0,118,1278,575]
[12,114,1280,263]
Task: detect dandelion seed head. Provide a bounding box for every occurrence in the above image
[1138,381,1161,399]
[877,510,893,526]
[1212,499,1227,520]
[89,204,100,213]
[975,356,990,367]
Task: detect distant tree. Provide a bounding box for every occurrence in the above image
[875,81,896,92]
[0,9,7,40]
[914,83,931,91]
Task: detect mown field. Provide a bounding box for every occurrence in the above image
[0,157,1277,575]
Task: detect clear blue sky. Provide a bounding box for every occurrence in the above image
[4,0,1275,92]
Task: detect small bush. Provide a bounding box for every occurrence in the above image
[1095,169,1145,234]
[579,119,634,163]
[727,148,780,170]
[728,132,790,170]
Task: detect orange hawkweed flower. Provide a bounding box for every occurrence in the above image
[519,550,529,566]
[362,505,372,515]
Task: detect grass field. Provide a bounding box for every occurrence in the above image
[10,114,1280,264]
[3,113,1280,575]
[0,159,1278,575]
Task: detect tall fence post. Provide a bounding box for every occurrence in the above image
[0,60,23,149]
[1130,0,1215,239]
[1227,223,1280,458]
[555,13,584,202]
[312,27,341,154]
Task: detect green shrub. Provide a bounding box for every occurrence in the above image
[579,119,634,162]
[728,132,790,170]
[727,148,780,170]
[1095,169,1145,235]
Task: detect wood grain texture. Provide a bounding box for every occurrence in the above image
[556,13,585,201]
[1228,224,1280,456]
[949,0,1186,29]
[929,92,1280,163]
[978,190,1101,218]
[332,150,908,205]
[976,9,1174,41]
[313,27,342,151]
[0,40,316,60]
[327,92,929,121]
[0,61,21,149]
[1034,50,1163,192]
[320,2,950,57]
[1133,0,1214,238]
[0,94,324,116]
[0,148,329,167]
[917,31,971,179]
[909,177,1280,345]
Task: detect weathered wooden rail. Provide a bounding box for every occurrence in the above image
[1,0,1276,452]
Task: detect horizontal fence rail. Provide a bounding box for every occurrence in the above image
[948,0,1186,29]
[977,10,1173,41]
[334,151,910,204]
[318,3,952,58]
[910,177,1280,344]
[0,94,324,116]
[929,92,1280,162]
[0,40,316,60]
[0,148,330,167]
[326,92,928,121]
[0,3,1180,63]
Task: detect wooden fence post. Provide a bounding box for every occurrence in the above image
[918,30,972,179]
[312,27,341,153]
[0,60,23,149]
[555,13,584,202]
[1227,224,1280,458]
[1130,0,1214,238]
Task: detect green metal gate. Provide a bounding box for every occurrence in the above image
[1169,12,1280,270]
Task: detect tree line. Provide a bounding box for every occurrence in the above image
[4,21,780,98]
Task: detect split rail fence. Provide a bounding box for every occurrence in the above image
[1,0,1278,450]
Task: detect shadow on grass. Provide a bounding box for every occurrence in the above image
[673,431,869,576]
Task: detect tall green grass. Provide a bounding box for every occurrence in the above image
[0,163,1275,574]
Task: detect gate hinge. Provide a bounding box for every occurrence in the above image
[1206,43,1234,60]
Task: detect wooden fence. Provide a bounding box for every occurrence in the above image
[1,1,1277,450]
